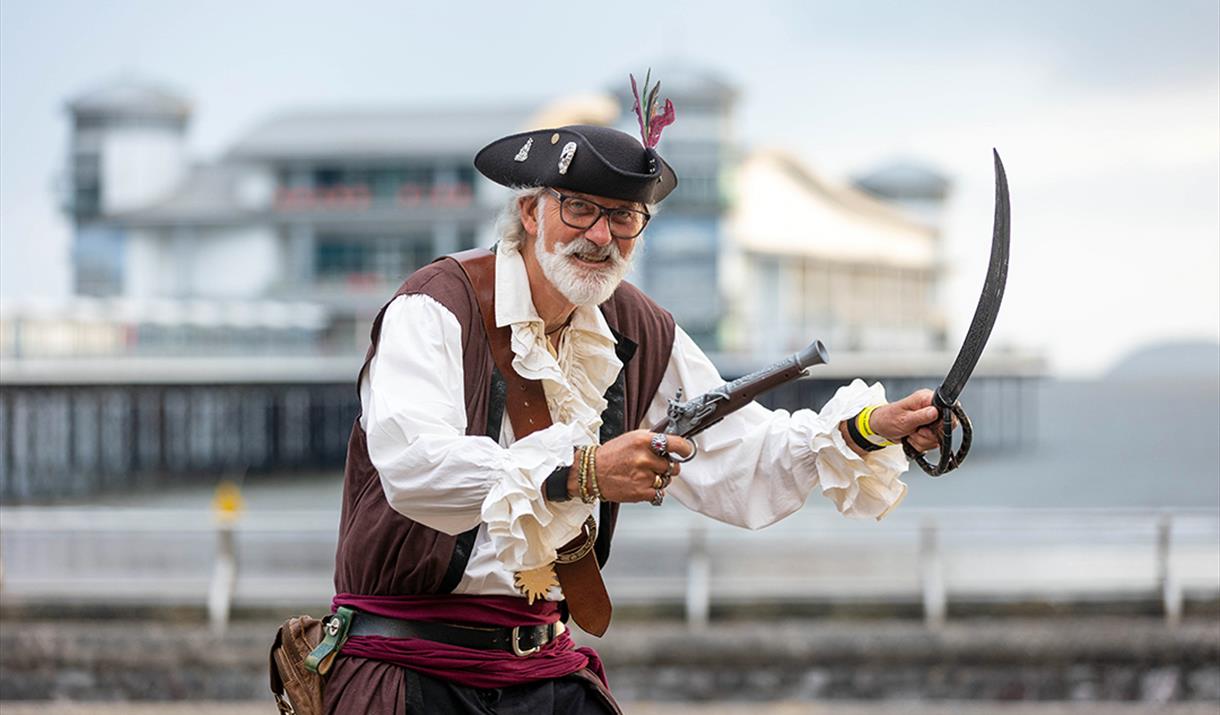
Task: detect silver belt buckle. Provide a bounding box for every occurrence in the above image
[511,625,541,657]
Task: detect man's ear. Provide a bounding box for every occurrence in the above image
[519,194,540,237]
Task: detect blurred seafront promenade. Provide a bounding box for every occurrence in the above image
[2,616,1218,707]
[2,374,1218,708]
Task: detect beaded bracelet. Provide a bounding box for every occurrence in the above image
[577,446,597,504]
[587,445,603,502]
[577,446,591,503]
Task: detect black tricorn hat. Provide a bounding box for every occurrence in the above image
[474,124,678,205]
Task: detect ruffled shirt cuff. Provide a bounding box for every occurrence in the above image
[480,420,596,572]
[799,379,909,520]
[479,248,621,572]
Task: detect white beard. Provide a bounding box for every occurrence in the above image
[535,222,636,307]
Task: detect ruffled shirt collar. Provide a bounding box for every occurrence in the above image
[494,246,622,443]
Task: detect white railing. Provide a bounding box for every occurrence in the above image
[1,506,1216,631]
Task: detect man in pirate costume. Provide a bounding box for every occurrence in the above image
[322,75,949,714]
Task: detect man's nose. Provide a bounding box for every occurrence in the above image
[583,214,614,246]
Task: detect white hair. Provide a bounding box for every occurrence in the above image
[495,187,547,254]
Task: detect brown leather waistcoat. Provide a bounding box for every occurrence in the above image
[333,251,676,596]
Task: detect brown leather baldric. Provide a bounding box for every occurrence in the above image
[449,249,613,637]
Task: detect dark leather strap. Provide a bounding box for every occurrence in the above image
[448,248,613,637]
[551,531,613,635]
[449,249,553,436]
[593,341,631,568]
[348,610,562,654]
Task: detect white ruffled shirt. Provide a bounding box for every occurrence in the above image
[360,247,909,599]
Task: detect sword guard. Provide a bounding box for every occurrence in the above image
[903,400,973,477]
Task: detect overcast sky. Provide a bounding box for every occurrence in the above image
[2,0,1217,376]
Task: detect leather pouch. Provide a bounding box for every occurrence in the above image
[269,615,325,715]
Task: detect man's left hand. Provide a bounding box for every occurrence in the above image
[840,389,954,455]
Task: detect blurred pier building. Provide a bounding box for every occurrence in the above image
[0,68,1041,500]
[39,66,953,359]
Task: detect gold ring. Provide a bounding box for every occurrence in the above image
[653,474,664,490]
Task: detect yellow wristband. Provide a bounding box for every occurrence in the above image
[857,406,876,437]
[858,405,895,447]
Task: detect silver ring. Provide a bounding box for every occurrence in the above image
[650,433,669,458]
[650,488,665,507]
[659,460,675,489]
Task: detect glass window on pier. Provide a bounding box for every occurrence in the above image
[314,233,436,286]
[275,162,474,210]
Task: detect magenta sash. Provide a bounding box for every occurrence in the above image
[332,593,607,690]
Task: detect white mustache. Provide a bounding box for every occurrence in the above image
[558,238,620,263]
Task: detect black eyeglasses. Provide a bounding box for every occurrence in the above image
[546,189,651,240]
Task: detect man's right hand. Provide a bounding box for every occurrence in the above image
[570,430,694,503]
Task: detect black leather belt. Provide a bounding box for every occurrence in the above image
[347,611,565,657]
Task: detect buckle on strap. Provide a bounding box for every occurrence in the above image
[555,516,597,564]
[511,625,541,657]
[510,621,564,657]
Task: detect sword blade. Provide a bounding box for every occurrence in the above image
[938,149,1011,404]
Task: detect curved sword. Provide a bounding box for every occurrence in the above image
[905,149,1010,476]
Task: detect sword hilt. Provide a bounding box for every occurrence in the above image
[903,399,973,477]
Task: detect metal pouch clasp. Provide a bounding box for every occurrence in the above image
[305,606,353,675]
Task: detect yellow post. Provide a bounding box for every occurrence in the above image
[212,480,245,524]
[208,480,244,633]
